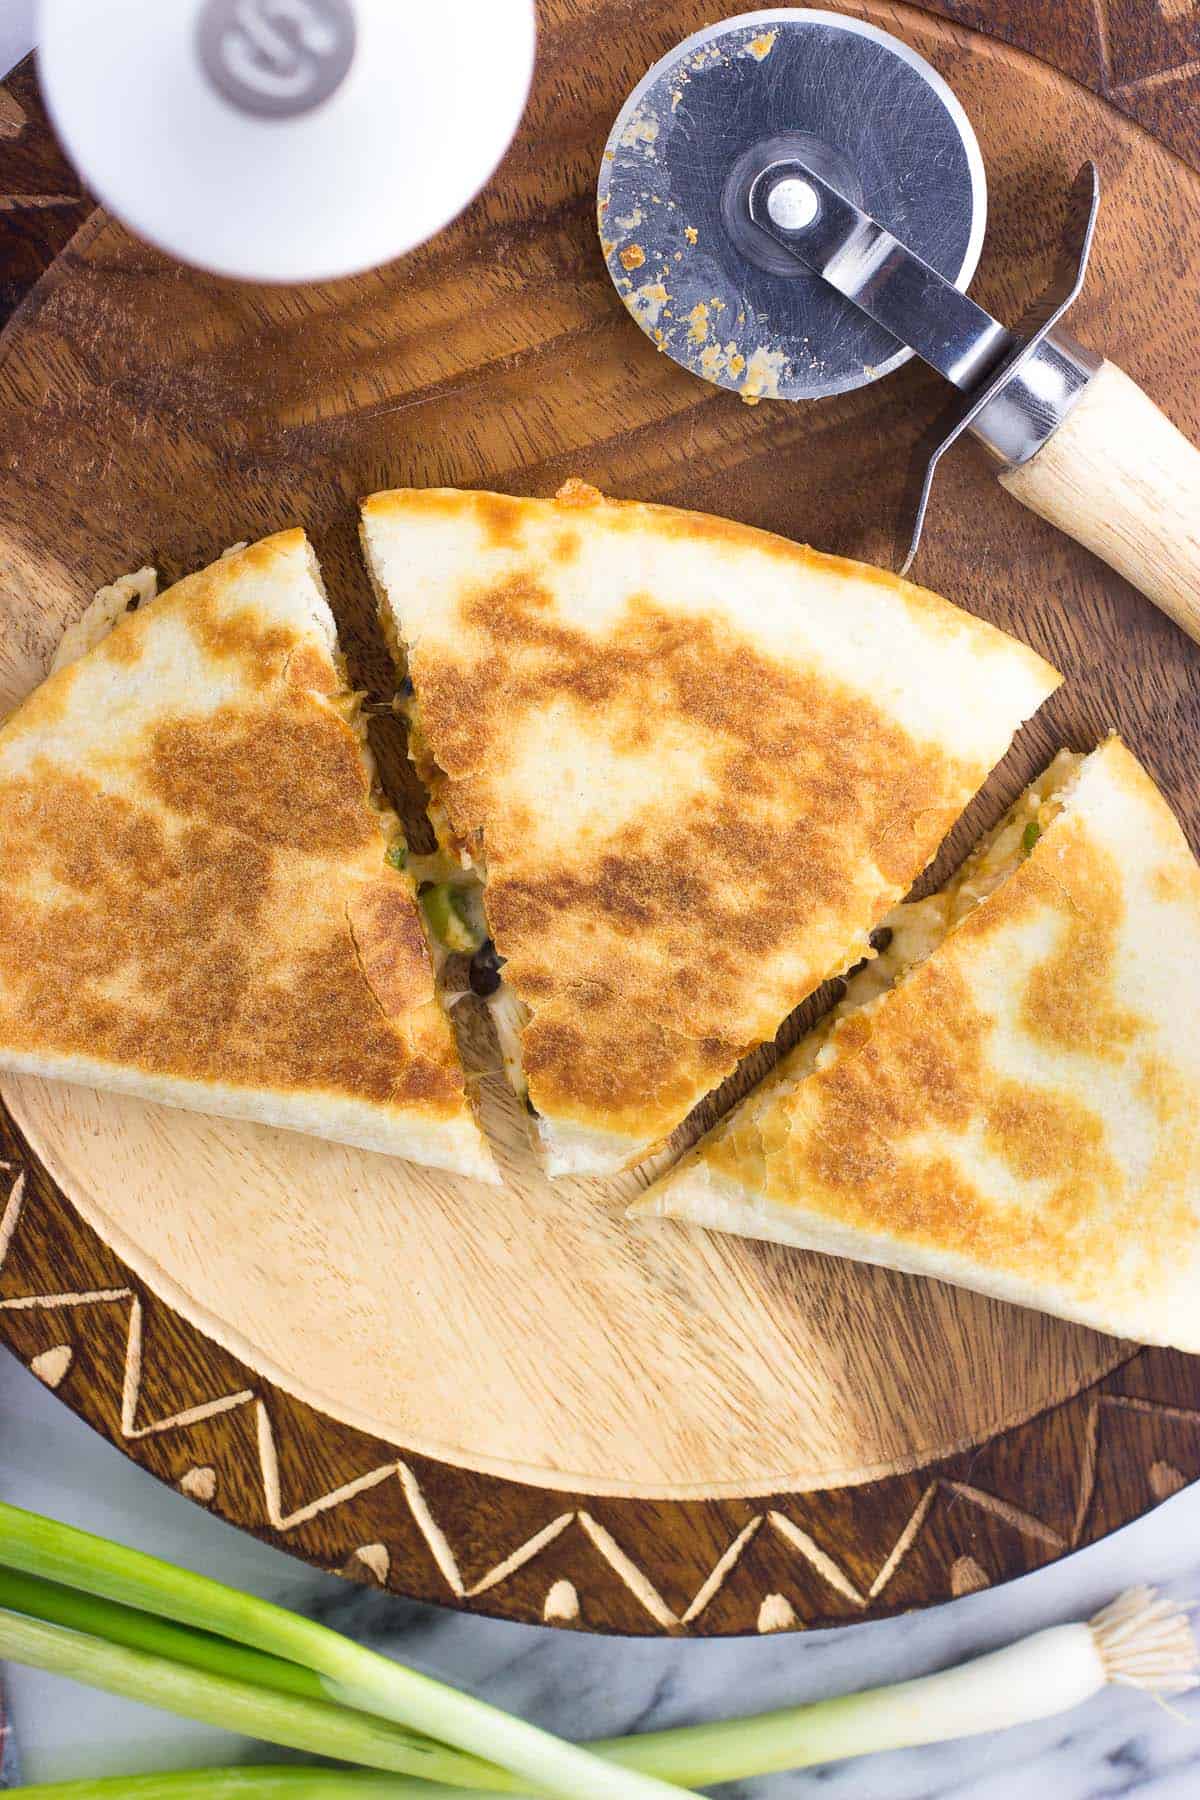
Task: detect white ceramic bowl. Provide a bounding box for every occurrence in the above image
[37,0,537,283]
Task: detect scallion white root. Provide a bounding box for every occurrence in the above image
[1090,1586,1200,1695]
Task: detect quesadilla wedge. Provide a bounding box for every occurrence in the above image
[0,530,496,1180]
[636,737,1200,1352]
[361,480,1060,1177]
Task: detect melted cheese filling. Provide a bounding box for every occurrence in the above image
[487,980,530,1099]
[392,682,532,1098]
[50,568,159,673]
[400,696,475,872]
[790,750,1085,1081]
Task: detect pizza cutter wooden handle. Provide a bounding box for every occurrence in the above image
[998,360,1200,645]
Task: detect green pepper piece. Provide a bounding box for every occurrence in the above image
[420,883,485,954]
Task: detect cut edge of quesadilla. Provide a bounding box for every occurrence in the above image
[0,531,499,1183]
[359,517,549,1146]
[50,564,161,672]
[634,735,1200,1351]
[360,480,1062,1179]
[634,743,1088,1225]
[362,505,689,1175]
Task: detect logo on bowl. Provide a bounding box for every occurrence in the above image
[197,0,357,119]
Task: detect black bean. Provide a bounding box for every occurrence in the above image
[469,938,506,997]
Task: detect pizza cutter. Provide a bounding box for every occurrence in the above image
[599,9,1200,645]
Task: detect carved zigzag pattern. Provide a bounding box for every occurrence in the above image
[1094,0,1200,93]
[2,1165,1194,1630]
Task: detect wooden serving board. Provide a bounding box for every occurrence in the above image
[1,1,1199,1637]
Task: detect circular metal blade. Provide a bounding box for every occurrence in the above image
[598,9,987,402]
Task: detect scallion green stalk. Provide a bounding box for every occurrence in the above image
[3,1500,1194,1794]
[0,1502,681,1800]
[0,1569,325,1704]
[0,1609,504,1791]
[5,1775,503,1800]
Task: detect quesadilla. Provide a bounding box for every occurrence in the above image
[360,479,1060,1176]
[636,736,1200,1352]
[0,530,496,1180]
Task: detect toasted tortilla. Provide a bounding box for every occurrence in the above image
[361,480,1060,1176]
[0,530,496,1180]
[637,737,1200,1352]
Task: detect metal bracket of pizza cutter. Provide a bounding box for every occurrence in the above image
[747,158,1104,572]
[603,3,1200,644]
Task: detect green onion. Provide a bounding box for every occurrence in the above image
[0,1609,498,1791]
[8,1775,501,1799]
[384,842,408,871]
[0,1502,680,1800]
[1022,819,1042,854]
[0,1568,323,1703]
[592,1588,1198,1786]
[2,1504,1194,1793]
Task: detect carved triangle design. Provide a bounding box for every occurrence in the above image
[0,1168,27,1270]
[255,1403,399,1532]
[0,1159,1188,1632]
[30,1343,72,1388]
[1112,56,1200,96]
[120,1297,254,1441]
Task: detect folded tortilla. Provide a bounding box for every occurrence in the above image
[361,480,1060,1176]
[0,530,496,1180]
[637,737,1200,1351]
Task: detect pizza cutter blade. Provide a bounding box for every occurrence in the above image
[600,9,1200,646]
[599,9,987,403]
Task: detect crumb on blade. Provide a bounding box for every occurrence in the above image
[741,345,788,401]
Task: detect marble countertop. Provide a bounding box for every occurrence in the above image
[2,18,1199,1798]
[4,1346,1200,1798]
[0,8,33,87]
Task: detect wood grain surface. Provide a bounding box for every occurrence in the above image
[0,0,1198,1635]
